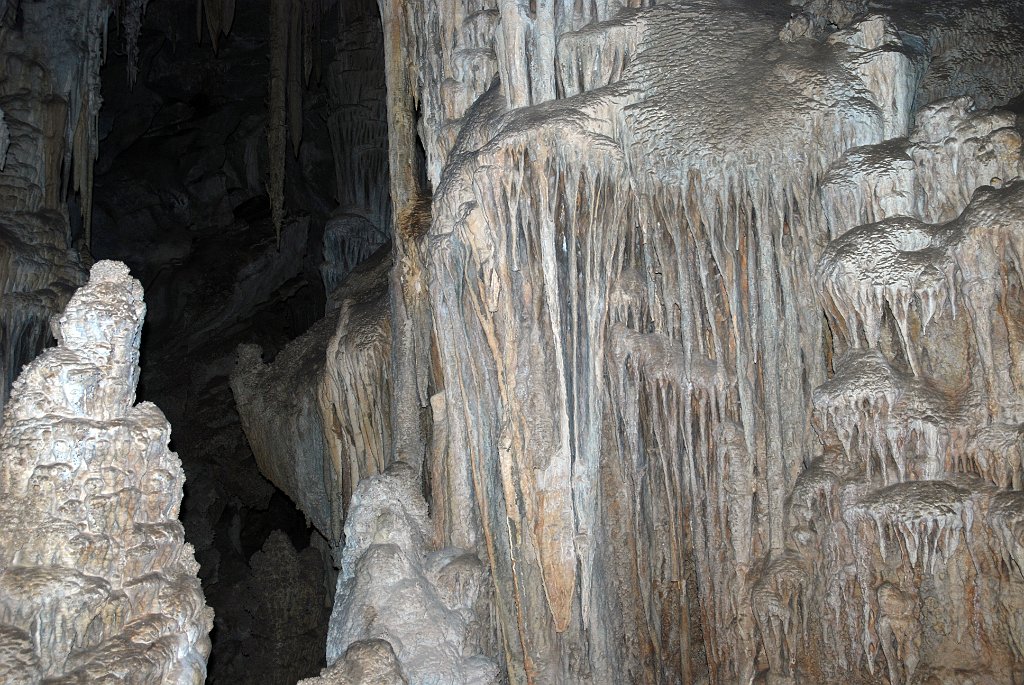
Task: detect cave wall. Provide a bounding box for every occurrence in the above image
[0,0,112,421]
[232,0,1024,682]
[358,0,1024,682]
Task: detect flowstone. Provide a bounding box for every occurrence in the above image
[222,0,1024,680]
[324,462,496,685]
[0,261,212,683]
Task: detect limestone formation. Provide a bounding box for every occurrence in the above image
[0,261,212,683]
[223,0,1024,681]
[4,0,1019,681]
[351,0,1024,682]
[298,639,406,685]
[324,462,496,684]
[231,249,393,546]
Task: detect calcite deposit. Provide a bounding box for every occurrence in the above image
[325,462,496,684]
[0,261,212,683]
[223,0,1024,681]
[4,0,1024,682]
[231,249,393,547]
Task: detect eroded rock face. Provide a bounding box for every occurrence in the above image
[375,0,1024,682]
[0,261,212,683]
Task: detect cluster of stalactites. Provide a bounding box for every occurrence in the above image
[190,0,328,241]
[117,0,151,87]
[268,0,329,241]
[195,0,236,52]
[760,95,1024,683]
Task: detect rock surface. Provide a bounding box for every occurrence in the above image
[6,0,1024,682]
[324,462,496,684]
[232,248,393,548]
[351,0,1024,682]
[0,260,212,683]
[229,0,1024,681]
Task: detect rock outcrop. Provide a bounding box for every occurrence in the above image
[221,0,1024,681]
[0,260,212,683]
[232,248,393,547]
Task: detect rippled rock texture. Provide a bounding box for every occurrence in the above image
[221,0,1024,682]
[0,261,212,683]
[348,0,1024,682]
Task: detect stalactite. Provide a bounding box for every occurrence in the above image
[268,0,289,241]
[0,108,9,171]
[196,0,235,52]
[288,0,304,157]
[122,0,150,87]
[263,0,329,240]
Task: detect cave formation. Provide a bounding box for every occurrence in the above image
[2,0,1024,683]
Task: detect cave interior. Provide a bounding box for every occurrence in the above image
[1,0,1024,683]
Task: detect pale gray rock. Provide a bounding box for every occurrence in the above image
[0,261,212,683]
[324,462,496,685]
[298,639,406,685]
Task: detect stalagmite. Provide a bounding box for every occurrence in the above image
[298,639,407,685]
[0,261,212,683]
[323,462,497,684]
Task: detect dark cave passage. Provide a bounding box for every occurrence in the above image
[88,1,390,681]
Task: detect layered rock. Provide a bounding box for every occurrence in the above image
[232,249,393,547]
[0,261,212,683]
[772,130,1024,681]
